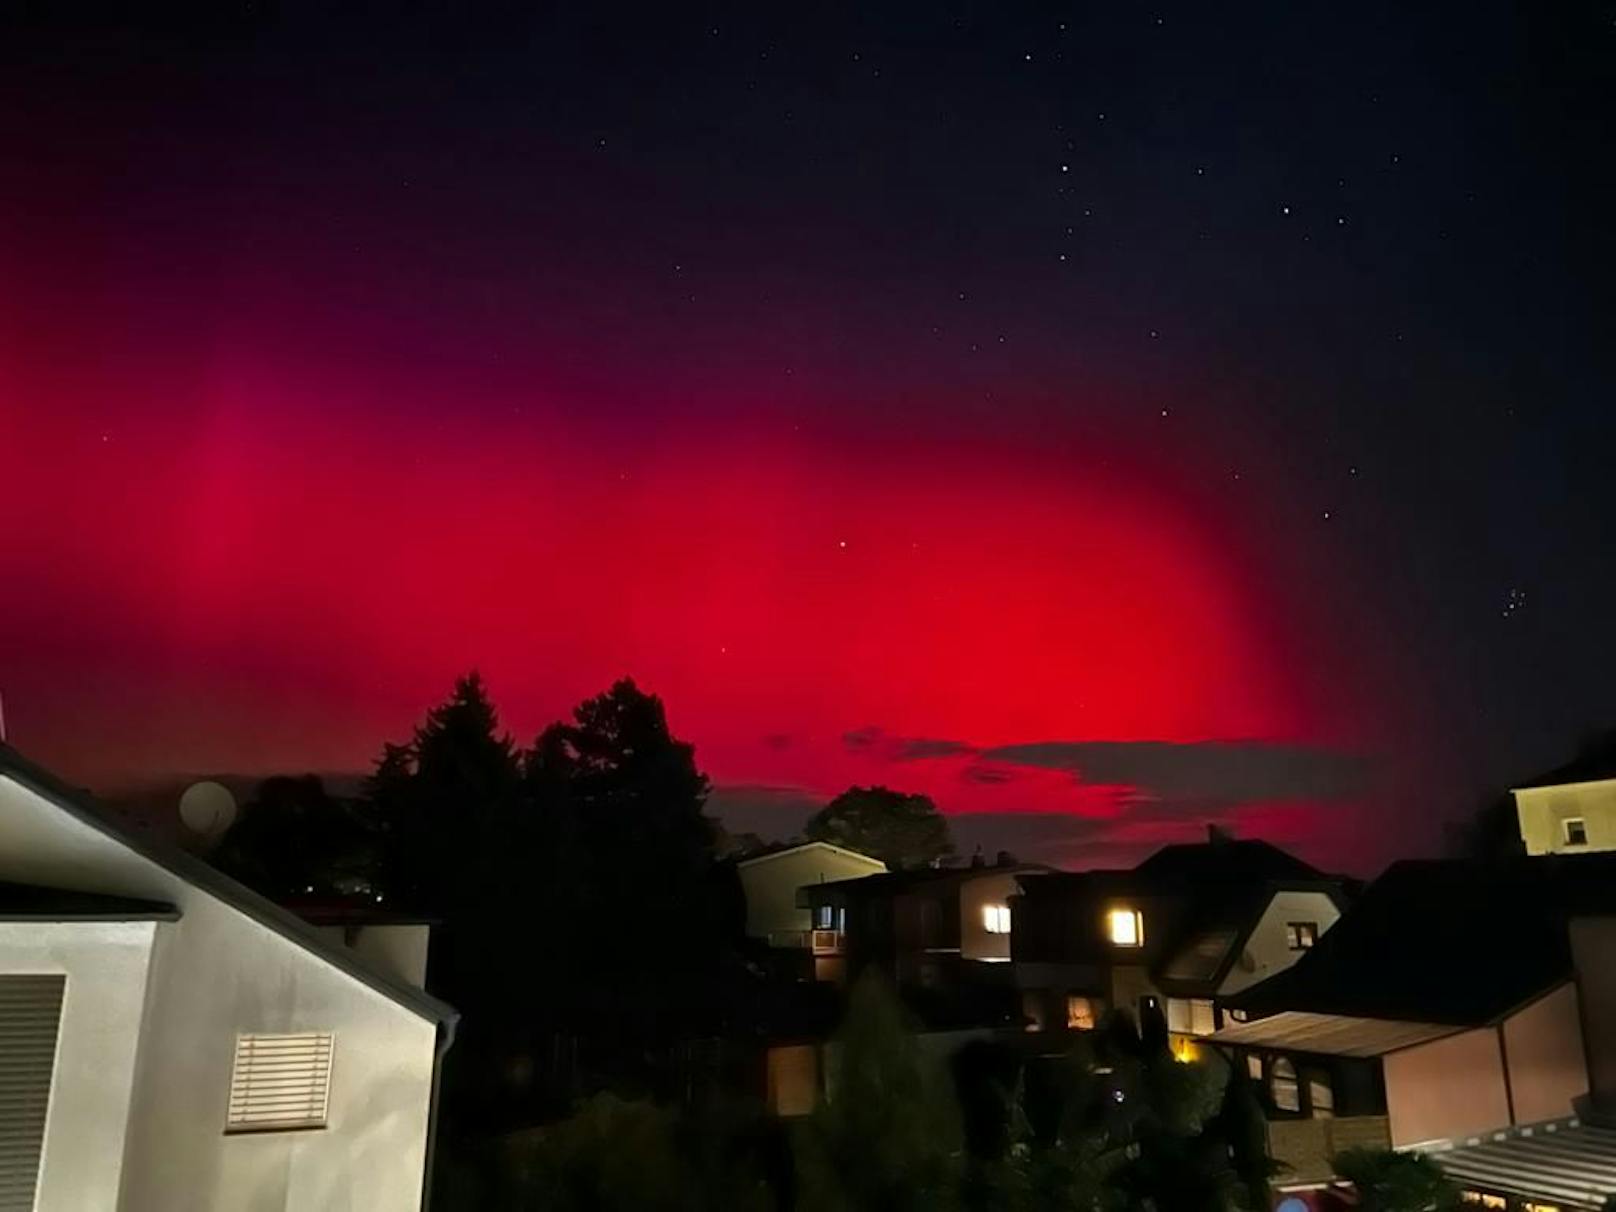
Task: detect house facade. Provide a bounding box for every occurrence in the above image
[735,840,885,951]
[1214,856,1616,1200]
[0,745,456,1211]
[1512,738,1616,856]
[1010,836,1347,1056]
[799,858,1047,994]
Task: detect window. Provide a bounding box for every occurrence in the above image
[982,904,1012,934]
[1461,1195,1506,1210]
[0,975,65,1208]
[1270,1057,1300,1113]
[1284,922,1319,951]
[1066,996,1097,1030]
[1306,1072,1334,1118]
[1107,907,1144,947]
[814,904,835,930]
[836,906,847,932]
[1166,998,1217,1037]
[1246,1053,1263,1081]
[226,1032,334,1133]
[1564,817,1588,847]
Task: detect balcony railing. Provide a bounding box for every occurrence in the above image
[1267,1115,1391,1186]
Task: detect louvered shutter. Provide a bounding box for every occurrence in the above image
[0,974,65,1211]
[225,1033,334,1133]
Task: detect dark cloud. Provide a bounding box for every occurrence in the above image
[841,725,977,762]
[979,740,1367,806]
[891,737,977,761]
[841,725,884,752]
[960,763,1018,785]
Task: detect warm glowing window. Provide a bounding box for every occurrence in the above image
[1306,1072,1334,1118]
[1285,922,1319,950]
[1107,908,1143,947]
[1246,1054,1263,1081]
[982,904,1012,934]
[1461,1191,1507,1208]
[1166,998,1216,1036]
[1066,996,1097,1030]
[1270,1057,1300,1113]
[1522,1203,1562,1212]
[1564,818,1588,847]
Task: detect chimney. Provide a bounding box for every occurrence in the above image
[1207,823,1235,845]
[970,845,985,869]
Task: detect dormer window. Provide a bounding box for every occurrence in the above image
[1564,817,1588,847]
[1107,908,1144,947]
[982,904,1012,934]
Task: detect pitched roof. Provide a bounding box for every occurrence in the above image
[0,880,179,922]
[1132,837,1329,884]
[808,861,1050,895]
[735,839,885,870]
[1226,855,1616,1025]
[0,744,456,1026]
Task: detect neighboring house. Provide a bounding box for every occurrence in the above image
[1417,912,1616,1209]
[1513,747,1616,856]
[1010,833,1347,1057]
[735,840,885,951]
[799,857,1048,992]
[0,744,456,1212]
[1213,857,1613,1197]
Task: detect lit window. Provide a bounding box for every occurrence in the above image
[226,1032,334,1133]
[1564,818,1588,847]
[1461,1191,1507,1208]
[1270,1057,1300,1113]
[1285,922,1319,951]
[982,904,1012,934]
[1066,996,1097,1030]
[1107,908,1144,947]
[1166,997,1218,1036]
[836,906,847,932]
[1306,1072,1334,1118]
[1246,1053,1263,1081]
[814,904,834,930]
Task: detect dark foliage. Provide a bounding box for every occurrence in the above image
[803,786,954,869]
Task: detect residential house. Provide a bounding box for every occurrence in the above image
[0,744,456,1212]
[799,856,1046,1000]
[1213,857,1612,1198]
[735,840,885,953]
[1513,741,1616,856]
[1010,833,1348,1056]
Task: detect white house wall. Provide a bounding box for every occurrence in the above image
[0,919,158,1211]
[1218,890,1342,995]
[0,774,438,1212]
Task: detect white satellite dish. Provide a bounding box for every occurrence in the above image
[178,781,238,838]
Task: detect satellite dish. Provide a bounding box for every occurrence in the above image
[179,781,238,839]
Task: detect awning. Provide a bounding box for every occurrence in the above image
[1426,1120,1616,1209]
[1209,1011,1462,1058]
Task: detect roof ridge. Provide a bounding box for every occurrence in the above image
[0,743,456,1026]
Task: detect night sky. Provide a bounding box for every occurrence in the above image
[2,2,1612,873]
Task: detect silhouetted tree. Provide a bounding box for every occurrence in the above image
[803,786,954,869]
[1331,1147,1461,1211]
[213,775,382,899]
[369,671,521,918]
[525,678,733,984]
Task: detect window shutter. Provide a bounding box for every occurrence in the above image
[225,1033,334,1133]
[0,974,66,1212]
